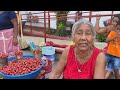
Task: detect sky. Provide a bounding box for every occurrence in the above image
[20,11,120,29]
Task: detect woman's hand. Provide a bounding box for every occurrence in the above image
[12,37,18,46]
[96,14,101,21]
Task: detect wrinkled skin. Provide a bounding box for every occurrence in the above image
[73,24,93,51]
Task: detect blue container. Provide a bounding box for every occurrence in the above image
[43,54,55,62]
[42,46,55,63]
[0,54,44,79]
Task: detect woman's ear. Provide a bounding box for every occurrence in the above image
[71,33,74,41]
[71,36,74,42]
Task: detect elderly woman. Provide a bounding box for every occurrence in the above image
[49,19,106,79]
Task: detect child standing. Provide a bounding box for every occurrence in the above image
[106,24,120,79]
[95,14,120,79]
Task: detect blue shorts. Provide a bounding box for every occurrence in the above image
[106,54,120,72]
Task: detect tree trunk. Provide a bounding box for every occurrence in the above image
[56,11,69,36]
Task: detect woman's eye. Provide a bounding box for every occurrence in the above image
[77,32,82,34]
[86,33,91,35]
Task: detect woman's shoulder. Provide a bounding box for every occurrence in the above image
[63,45,72,52]
[94,47,102,54]
[94,47,105,58]
[59,46,71,62]
[0,11,16,16]
[62,45,74,55]
[92,47,105,65]
[1,11,10,14]
[95,50,106,64]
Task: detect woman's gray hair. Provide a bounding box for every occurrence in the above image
[72,18,96,39]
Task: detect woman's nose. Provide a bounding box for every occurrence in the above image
[81,34,86,40]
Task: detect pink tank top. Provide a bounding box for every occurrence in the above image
[63,45,102,79]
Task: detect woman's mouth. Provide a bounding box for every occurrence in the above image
[79,43,88,47]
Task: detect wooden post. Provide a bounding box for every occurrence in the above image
[44,11,46,43]
[89,11,92,22]
[111,11,114,24]
[29,12,32,33]
[48,11,50,34]
[75,11,79,22]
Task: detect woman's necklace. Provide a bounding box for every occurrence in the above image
[74,49,92,72]
[75,58,86,72]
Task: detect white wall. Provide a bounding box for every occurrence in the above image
[19,11,57,29]
[19,11,120,29]
[82,11,120,27]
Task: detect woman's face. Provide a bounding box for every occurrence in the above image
[112,17,119,27]
[74,24,93,51]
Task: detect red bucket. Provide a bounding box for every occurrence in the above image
[42,59,52,74]
[35,59,52,79]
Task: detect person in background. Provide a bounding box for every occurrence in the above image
[95,15,113,54]
[0,11,19,56]
[106,15,120,79]
[49,19,106,79]
[22,21,26,29]
[95,14,120,79]
[27,12,33,22]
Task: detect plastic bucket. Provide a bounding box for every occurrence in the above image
[42,59,52,74]
[0,58,8,66]
[42,46,55,63]
[0,54,44,79]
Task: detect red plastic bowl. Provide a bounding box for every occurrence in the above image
[42,59,52,74]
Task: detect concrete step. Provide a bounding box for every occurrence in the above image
[23,36,107,50]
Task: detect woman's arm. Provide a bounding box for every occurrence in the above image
[11,18,18,46]
[11,18,18,38]
[106,36,117,43]
[94,52,106,79]
[49,46,70,79]
[106,30,120,43]
[95,15,107,34]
